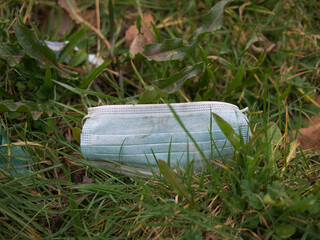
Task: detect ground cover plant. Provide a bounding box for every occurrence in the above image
[0,0,320,239]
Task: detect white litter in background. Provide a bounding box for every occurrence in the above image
[43,40,104,66]
[87,54,104,66]
[41,40,69,55]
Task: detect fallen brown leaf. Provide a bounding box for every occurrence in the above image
[129,33,146,57]
[295,123,320,152]
[294,95,320,152]
[125,11,155,56]
[139,12,156,44]
[125,25,139,48]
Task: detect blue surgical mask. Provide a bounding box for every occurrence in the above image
[81,101,250,176]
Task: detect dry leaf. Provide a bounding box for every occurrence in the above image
[250,34,277,53]
[140,12,156,43]
[129,33,146,57]
[125,11,155,48]
[295,124,320,152]
[125,25,139,48]
[294,95,320,152]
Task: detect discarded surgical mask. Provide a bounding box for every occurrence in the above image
[81,102,250,176]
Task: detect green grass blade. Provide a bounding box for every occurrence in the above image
[158,160,193,204]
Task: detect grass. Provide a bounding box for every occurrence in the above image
[0,0,320,239]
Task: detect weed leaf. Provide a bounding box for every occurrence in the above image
[262,122,282,168]
[212,112,240,150]
[0,42,24,67]
[275,223,296,239]
[58,28,87,63]
[72,127,82,145]
[14,17,58,67]
[158,160,193,204]
[0,100,44,120]
[79,60,111,89]
[192,0,232,39]
[226,64,244,93]
[37,63,53,102]
[156,62,204,92]
[143,38,189,61]
[262,122,282,146]
[138,86,161,104]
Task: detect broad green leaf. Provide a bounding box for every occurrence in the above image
[275,223,296,239]
[58,28,87,63]
[245,122,273,148]
[261,122,282,170]
[72,127,82,144]
[68,49,87,67]
[0,100,45,120]
[212,112,240,150]
[14,17,58,67]
[158,160,193,204]
[143,38,189,61]
[192,0,232,39]
[0,42,24,67]
[37,63,53,103]
[263,193,275,206]
[264,181,288,207]
[287,195,316,213]
[79,60,111,89]
[138,86,161,104]
[156,62,204,92]
[262,122,282,146]
[228,195,245,213]
[240,179,263,210]
[226,64,244,93]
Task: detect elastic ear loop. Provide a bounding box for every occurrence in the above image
[240,107,248,113]
[81,114,91,126]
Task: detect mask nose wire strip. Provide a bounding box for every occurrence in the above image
[240,107,248,113]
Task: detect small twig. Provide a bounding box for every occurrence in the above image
[95,0,101,57]
[59,63,87,74]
